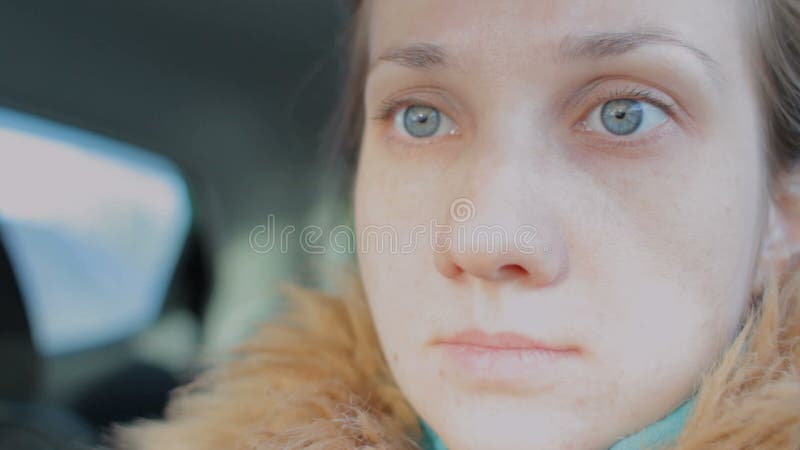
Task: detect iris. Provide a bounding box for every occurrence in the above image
[404,105,441,138]
[600,99,644,135]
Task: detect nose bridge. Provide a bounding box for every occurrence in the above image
[469,94,558,198]
[488,83,553,153]
[462,98,558,238]
[432,112,568,286]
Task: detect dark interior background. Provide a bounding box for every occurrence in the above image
[0,0,346,254]
[0,2,351,447]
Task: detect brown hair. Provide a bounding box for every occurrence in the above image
[315,1,368,203]
[754,0,800,180]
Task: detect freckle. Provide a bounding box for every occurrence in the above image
[438,369,444,378]
[392,353,399,363]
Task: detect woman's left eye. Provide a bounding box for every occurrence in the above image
[584,99,669,136]
[393,104,458,139]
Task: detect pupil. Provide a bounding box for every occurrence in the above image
[614,110,626,120]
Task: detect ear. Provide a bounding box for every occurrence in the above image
[753,168,800,295]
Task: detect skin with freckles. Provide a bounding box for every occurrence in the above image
[354,1,782,449]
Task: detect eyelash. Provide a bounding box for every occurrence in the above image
[371,97,432,122]
[581,86,677,122]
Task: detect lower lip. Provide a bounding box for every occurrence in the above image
[437,344,580,380]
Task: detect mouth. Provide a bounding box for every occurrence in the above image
[431,329,583,385]
[434,329,582,352]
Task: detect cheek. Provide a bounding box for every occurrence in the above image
[547,140,766,439]
[583,132,765,366]
[353,143,437,365]
[589,132,760,294]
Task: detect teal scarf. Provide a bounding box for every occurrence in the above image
[419,396,696,450]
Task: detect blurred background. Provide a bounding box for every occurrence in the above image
[0,1,350,448]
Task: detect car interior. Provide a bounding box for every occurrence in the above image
[0,1,348,448]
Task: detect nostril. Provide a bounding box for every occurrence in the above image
[433,253,465,278]
[496,264,529,280]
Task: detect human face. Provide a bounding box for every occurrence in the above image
[354,1,769,449]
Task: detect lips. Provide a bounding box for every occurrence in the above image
[431,329,583,386]
[433,329,582,353]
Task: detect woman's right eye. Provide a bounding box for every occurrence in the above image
[393,104,458,139]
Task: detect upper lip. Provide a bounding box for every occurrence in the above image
[433,329,581,353]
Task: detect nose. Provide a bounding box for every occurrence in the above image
[430,100,571,287]
[433,197,568,287]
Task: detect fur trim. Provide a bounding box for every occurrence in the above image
[671,269,800,449]
[112,266,421,450]
[112,266,800,449]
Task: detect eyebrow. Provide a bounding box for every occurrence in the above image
[558,28,719,73]
[372,28,720,79]
[375,42,449,70]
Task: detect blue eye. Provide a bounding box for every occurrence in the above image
[585,99,668,136]
[404,105,440,137]
[394,104,458,139]
[601,99,643,135]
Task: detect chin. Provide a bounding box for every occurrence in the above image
[434,412,599,450]
[420,391,608,450]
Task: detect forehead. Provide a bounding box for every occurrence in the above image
[366,0,747,71]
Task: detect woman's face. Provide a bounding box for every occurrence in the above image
[355,1,770,449]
